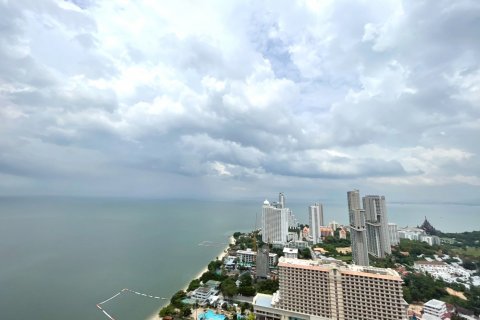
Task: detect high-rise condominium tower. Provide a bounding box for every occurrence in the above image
[308,203,323,244]
[363,195,392,258]
[253,257,407,320]
[279,192,285,208]
[347,189,369,266]
[347,189,361,211]
[262,199,289,244]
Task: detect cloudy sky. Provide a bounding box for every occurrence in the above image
[0,0,479,203]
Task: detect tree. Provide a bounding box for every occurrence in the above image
[256,279,279,294]
[221,278,238,297]
[238,285,256,296]
[159,304,176,317]
[463,260,476,270]
[247,313,256,320]
[181,305,192,317]
[170,290,187,308]
[299,248,312,259]
[188,279,201,291]
[238,273,256,296]
[233,232,243,239]
[239,272,253,287]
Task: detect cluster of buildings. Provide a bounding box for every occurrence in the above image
[255,191,478,320]
[256,192,410,320]
[262,193,348,248]
[398,227,441,246]
[414,258,480,289]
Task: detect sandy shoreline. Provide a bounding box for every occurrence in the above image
[147,236,234,320]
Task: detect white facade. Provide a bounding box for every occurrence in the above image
[329,220,340,231]
[237,248,278,266]
[279,192,285,208]
[398,227,426,240]
[423,299,447,320]
[287,209,297,229]
[191,286,219,304]
[262,199,289,244]
[420,235,441,246]
[414,260,474,287]
[389,223,400,246]
[308,203,323,244]
[283,248,298,259]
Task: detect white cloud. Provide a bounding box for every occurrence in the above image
[0,0,479,202]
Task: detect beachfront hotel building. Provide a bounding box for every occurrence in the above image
[363,195,392,258]
[253,257,407,320]
[262,199,289,244]
[348,190,369,266]
[237,248,278,267]
[308,203,324,244]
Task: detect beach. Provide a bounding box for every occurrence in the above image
[147,236,234,320]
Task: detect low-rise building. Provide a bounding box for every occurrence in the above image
[420,235,441,246]
[319,226,334,239]
[283,248,298,259]
[423,299,447,320]
[237,248,278,267]
[398,227,426,241]
[415,261,474,288]
[336,247,352,255]
[286,240,309,249]
[224,256,237,270]
[191,282,220,305]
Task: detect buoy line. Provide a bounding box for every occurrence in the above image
[96,288,167,320]
[198,240,228,247]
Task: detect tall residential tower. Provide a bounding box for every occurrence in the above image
[262,199,289,244]
[347,189,369,266]
[308,203,323,244]
[363,195,392,258]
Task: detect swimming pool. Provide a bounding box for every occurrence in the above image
[198,310,226,320]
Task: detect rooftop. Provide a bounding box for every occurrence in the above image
[415,260,447,266]
[278,257,401,277]
[283,248,298,254]
[254,293,273,308]
[424,299,446,309]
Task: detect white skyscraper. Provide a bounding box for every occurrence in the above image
[347,189,369,266]
[262,199,289,244]
[389,223,400,246]
[309,203,323,244]
[279,192,285,208]
[287,209,297,229]
[363,195,392,258]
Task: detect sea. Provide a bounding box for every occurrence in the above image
[0,197,478,320]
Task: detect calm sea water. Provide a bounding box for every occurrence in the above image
[0,197,478,320]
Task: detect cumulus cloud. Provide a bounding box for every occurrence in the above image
[0,0,479,202]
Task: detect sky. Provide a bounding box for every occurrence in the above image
[0,0,479,203]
